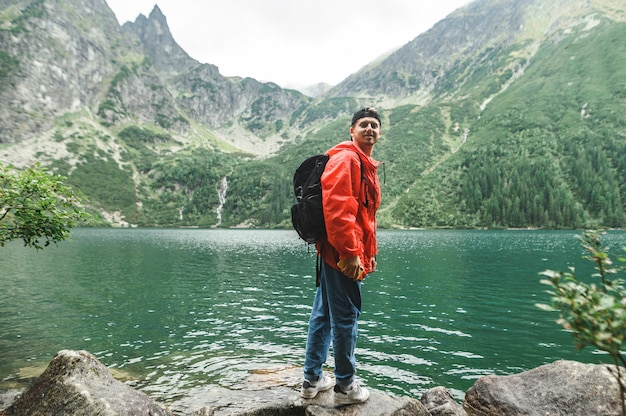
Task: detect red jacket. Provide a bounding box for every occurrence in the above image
[316,141,381,278]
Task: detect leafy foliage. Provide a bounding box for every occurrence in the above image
[537,230,626,414]
[295,97,358,127]
[134,148,235,227]
[0,163,90,249]
[64,151,136,220]
[222,160,292,228]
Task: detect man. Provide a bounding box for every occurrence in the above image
[301,107,382,404]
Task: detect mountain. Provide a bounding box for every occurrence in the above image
[318,0,626,229]
[0,0,625,230]
[0,0,126,145]
[122,5,197,76]
[0,0,311,155]
[294,82,333,98]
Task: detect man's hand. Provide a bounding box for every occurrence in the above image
[338,256,364,281]
[370,257,377,273]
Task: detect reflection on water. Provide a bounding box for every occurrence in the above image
[0,228,621,402]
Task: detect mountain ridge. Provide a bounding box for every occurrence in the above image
[1,0,625,229]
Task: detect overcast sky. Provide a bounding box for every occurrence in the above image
[105,0,473,88]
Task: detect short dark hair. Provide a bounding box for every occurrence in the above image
[351,107,381,126]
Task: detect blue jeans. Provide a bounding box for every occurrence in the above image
[304,259,362,386]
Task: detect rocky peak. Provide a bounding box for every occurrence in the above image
[123,5,198,77]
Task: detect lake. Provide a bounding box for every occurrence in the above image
[1,228,623,403]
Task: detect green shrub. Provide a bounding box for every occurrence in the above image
[537,230,626,414]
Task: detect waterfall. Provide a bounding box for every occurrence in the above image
[216,177,228,226]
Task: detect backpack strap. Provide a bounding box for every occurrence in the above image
[356,153,368,208]
[316,254,322,287]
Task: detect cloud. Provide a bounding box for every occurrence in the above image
[105,0,472,87]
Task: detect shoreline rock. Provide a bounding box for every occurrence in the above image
[0,350,435,416]
[463,360,623,415]
[1,350,172,416]
[1,350,622,415]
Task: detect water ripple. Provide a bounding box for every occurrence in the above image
[1,228,623,402]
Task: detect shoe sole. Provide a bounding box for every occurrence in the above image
[301,391,317,399]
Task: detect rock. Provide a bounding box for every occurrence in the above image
[1,354,429,416]
[3,349,172,416]
[293,389,429,416]
[421,386,467,416]
[8,353,623,416]
[172,366,430,415]
[217,389,424,416]
[463,360,623,416]
[0,391,21,413]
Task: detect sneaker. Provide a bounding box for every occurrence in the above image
[334,381,370,404]
[300,374,335,399]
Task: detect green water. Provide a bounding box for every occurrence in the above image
[0,228,622,402]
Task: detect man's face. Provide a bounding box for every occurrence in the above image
[350,117,381,151]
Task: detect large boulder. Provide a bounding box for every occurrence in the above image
[463,360,623,416]
[3,349,172,416]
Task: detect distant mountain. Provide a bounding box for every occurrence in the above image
[0,0,625,229]
[294,82,333,98]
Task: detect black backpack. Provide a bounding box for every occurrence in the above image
[291,153,365,244]
[291,154,330,244]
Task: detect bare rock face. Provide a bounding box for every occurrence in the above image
[4,349,172,416]
[463,360,622,416]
